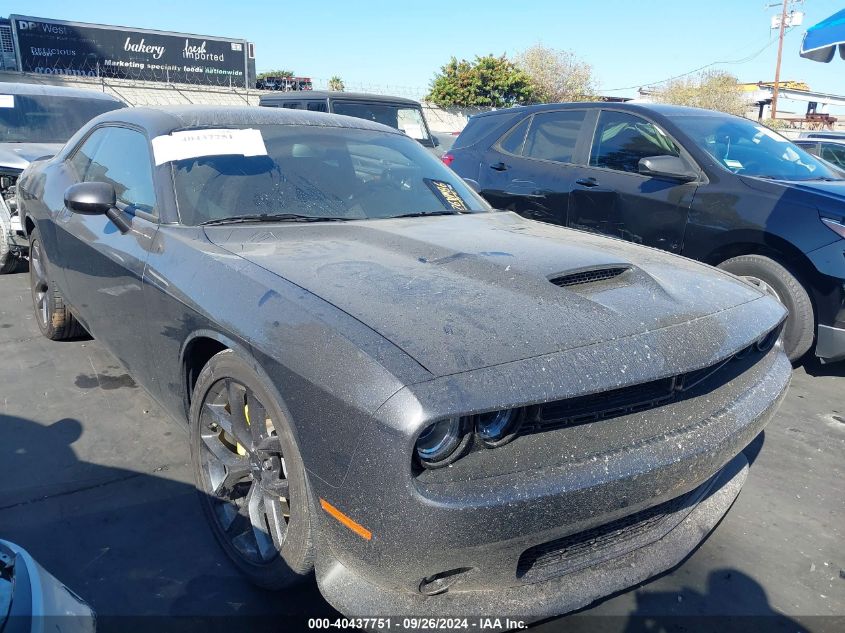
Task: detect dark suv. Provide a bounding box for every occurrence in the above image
[446,102,845,363]
[259,91,439,151]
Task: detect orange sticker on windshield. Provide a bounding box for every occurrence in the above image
[425,179,469,211]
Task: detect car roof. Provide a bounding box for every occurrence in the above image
[92,104,405,137]
[259,91,422,107]
[0,81,123,102]
[469,101,730,120]
[796,137,845,144]
[799,131,845,138]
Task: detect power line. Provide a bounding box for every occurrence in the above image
[602,27,796,92]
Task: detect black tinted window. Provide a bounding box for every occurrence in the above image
[306,101,328,112]
[498,117,530,155]
[84,127,156,213]
[0,94,123,144]
[523,110,586,163]
[590,110,679,173]
[453,114,513,150]
[281,102,302,109]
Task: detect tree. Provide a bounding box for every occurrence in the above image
[257,69,294,80]
[328,75,345,91]
[515,44,596,103]
[427,54,535,108]
[651,70,748,116]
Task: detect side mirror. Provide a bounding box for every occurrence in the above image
[64,182,131,233]
[432,135,441,147]
[65,182,115,215]
[638,156,698,182]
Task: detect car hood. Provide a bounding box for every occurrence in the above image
[740,174,845,220]
[206,212,766,377]
[0,142,63,172]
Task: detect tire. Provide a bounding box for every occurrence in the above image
[189,349,315,589]
[28,231,86,340]
[0,204,23,274]
[717,254,814,362]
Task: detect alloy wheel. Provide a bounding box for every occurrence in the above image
[29,240,49,328]
[198,378,290,564]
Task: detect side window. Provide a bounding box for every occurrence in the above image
[281,102,302,109]
[306,101,328,112]
[84,127,156,214]
[590,110,679,173]
[820,143,845,168]
[522,110,586,163]
[69,127,109,180]
[497,116,531,155]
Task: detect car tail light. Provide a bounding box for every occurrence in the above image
[441,153,454,166]
[821,217,845,239]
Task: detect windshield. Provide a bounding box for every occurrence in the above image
[0,94,123,144]
[332,101,433,146]
[170,125,488,225]
[678,115,842,181]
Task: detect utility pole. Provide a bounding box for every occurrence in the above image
[771,0,789,119]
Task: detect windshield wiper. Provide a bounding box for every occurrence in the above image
[201,213,353,226]
[389,210,461,219]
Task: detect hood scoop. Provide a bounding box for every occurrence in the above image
[549,265,631,288]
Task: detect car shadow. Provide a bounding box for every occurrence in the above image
[615,568,811,633]
[535,567,810,633]
[801,355,845,378]
[0,413,337,631]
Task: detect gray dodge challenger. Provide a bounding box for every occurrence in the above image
[16,105,791,619]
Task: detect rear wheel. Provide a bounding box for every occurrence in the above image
[717,254,814,362]
[29,231,85,340]
[189,350,315,589]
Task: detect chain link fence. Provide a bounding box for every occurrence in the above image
[5,61,495,131]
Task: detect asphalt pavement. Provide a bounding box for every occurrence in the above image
[0,268,843,632]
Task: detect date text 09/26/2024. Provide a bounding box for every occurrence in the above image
[307,618,527,630]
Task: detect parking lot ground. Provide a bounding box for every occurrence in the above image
[0,269,843,632]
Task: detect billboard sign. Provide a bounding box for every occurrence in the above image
[12,15,249,87]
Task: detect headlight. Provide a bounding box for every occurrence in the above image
[475,408,523,447]
[415,417,466,468]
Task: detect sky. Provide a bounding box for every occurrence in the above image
[8,0,845,111]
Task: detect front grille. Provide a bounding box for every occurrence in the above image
[517,485,701,581]
[520,336,774,435]
[549,266,629,288]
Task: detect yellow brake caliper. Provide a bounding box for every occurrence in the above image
[237,403,250,456]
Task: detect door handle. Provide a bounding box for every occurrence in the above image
[575,177,599,187]
[489,162,508,171]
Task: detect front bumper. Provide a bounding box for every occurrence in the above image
[816,324,845,363]
[0,539,95,631]
[316,452,748,619]
[312,342,791,619]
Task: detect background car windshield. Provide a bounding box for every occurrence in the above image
[0,95,123,144]
[679,115,841,181]
[171,125,488,225]
[332,102,431,142]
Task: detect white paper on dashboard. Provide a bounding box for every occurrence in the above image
[0,95,14,108]
[151,128,267,165]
